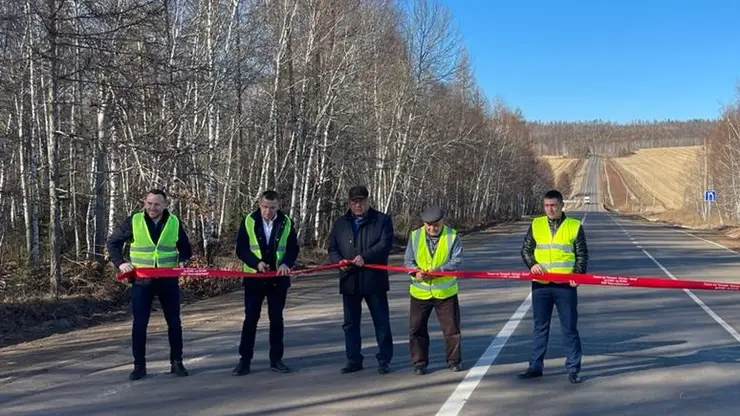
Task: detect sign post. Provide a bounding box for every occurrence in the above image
[704,190,716,221]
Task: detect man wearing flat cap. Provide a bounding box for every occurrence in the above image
[328,185,395,374]
[404,205,464,375]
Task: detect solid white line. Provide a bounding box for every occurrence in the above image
[678,230,739,256]
[611,216,740,344]
[436,294,532,416]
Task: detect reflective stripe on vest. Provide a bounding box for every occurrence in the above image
[531,216,580,284]
[242,215,292,273]
[129,212,180,267]
[409,226,459,300]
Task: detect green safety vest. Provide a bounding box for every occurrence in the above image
[242,214,293,273]
[129,212,180,267]
[531,215,580,283]
[409,225,459,300]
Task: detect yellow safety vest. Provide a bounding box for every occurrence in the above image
[531,215,580,283]
[129,212,180,267]
[409,225,459,300]
[242,214,293,273]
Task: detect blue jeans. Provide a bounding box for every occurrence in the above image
[528,282,582,373]
[131,278,182,366]
[342,292,393,366]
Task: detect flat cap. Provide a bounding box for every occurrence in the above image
[421,205,444,223]
[348,185,369,199]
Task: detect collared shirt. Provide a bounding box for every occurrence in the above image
[263,217,274,241]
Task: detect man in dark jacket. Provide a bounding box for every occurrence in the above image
[519,189,588,384]
[232,190,299,376]
[107,189,192,381]
[328,185,394,374]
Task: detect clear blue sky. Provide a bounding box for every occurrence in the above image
[439,0,740,123]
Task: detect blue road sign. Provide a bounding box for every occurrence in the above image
[704,190,716,202]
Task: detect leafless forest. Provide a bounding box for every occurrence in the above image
[0,0,555,302]
[530,119,714,157]
[3,0,739,345]
[704,96,740,223]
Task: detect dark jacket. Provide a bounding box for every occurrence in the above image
[521,214,588,274]
[107,209,192,268]
[236,210,299,288]
[328,208,394,295]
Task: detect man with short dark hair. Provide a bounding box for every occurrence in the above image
[232,190,299,376]
[328,185,395,374]
[107,189,192,381]
[519,189,588,384]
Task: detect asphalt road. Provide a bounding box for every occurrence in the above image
[3,156,740,415]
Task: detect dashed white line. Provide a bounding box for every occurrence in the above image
[610,215,740,344]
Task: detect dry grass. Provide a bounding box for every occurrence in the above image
[609,146,702,212]
[542,156,580,179]
[541,155,583,198]
[601,146,740,256]
[602,145,732,229]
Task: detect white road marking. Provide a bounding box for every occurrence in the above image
[678,229,740,256]
[611,215,740,344]
[436,294,532,416]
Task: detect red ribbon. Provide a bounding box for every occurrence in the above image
[364,264,740,291]
[116,261,740,291]
[116,263,344,281]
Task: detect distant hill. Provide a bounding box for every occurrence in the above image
[528,119,715,156]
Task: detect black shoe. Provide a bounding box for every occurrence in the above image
[340,363,363,374]
[448,363,463,372]
[377,364,391,374]
[170,360,189,377]
[271,360,290,373]
[517,369,543,379]
[568,372,583,384]
[232,360,251,376]
[129,365,146,381]
[413,366,427,375]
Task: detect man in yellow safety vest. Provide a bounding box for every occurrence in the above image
[232,190,299,376]
[404,205,464,375]
[107,189,193,381]
[519,189,588,384]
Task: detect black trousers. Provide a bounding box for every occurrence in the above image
[238,282,289,363]
[409,294,462,367]
[342,292,394,366]
[130,278,182,366]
